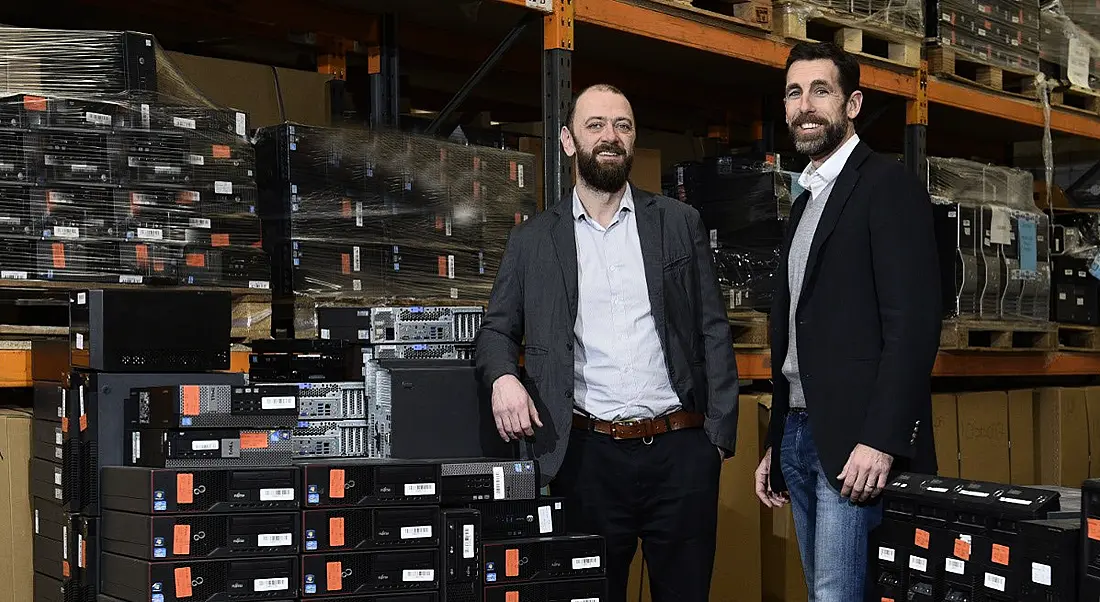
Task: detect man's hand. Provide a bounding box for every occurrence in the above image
[754,448,788,508]
[838,443,893,503]
[491,374,542,441]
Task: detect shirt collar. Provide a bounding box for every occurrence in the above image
[572,185,634,221]
[798,133,861,195]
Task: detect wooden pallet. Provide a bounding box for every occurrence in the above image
[928,46,1039,98]
[1056,323,1100,352]
[940,319,1057,352]
[0,279,269,342]
[774,1,921,68]
[644,0,773,32]
[1049,85,1100,117]
[727,310,770,349]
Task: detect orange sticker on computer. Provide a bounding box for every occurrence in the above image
[327,561,343,591]
[329,469,345,499]
[61,417,68,434]
[991,544,1010,566]
[177,473,194,505]
[80,537,86,568]
[174,524,191,555]
[175,567,193,598]
[24,95,46,111]
[506,592,519,602]
[211,145,231,159]
[341,253,351,275]
[52,243,66,269]
[914,528,930,549]
[953,538,971,561]
[329,517,345,547]
[1089,518,1100,541]
[182,386,200,416]
[211,233,230,247]
[505,548,520,577]
[79,415,87,431]
[62,560,70,578]
[186,253,205,268]
[240,432,269,449]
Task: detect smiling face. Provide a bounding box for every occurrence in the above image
[784,58,862,162]
[561,87,636,194]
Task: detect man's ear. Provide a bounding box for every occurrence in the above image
[560,125,577,158]
[846,90,863,120]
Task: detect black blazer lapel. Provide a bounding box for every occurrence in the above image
[633,186,667,342]
[551,194,579,323]
[798,142,871,301]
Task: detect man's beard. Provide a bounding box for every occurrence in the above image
[577,142,633,194]
[789,114,849,159]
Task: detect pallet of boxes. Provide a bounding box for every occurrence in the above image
[772,0,922,68]
[927,157,1056,352]
[927,0,1044,97]
[1039,1,1100,115]
[0,26,270,341]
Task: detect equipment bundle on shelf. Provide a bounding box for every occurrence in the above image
[928,156,1052,323]
[0,26,268,290]
[927,0,1043,74]
[253,123,536,339]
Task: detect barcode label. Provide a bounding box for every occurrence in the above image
[403,569,434,582]
[137,228,164,240]
[254,578,289,592]
[959,490,990,498]
[35,510,39,534]
[54,226,79,238]
[405,483,436,496]
[518,164,525,188]
[189,154,205,165]
[571,599,600,602]
[353,246,361,271]
[356,202,363,227]
[946,558,966,575]
[998,496,1031,505]
[141,104,150,128]
[909,555,928,572]
[192,440,219,451]
[260,488,295,501]
[261,397,296,410]
[249,280,269,290]
[492,466,505,500]
[214,181,233,194]
[400,526,433,539]
[572,556,601,570]
[76,333,84,350]
[236,112,247,136]
[984,573,1006,592]
[257,533,293,547]
[77,534,84,568]
[462,524,474,559]
[85,112,112,125]
[119,275,143,284]
[1,271,28,279]
[189,218,211,228]
[54,470,61,486]
[1032,562,1052,586]
[55,430,62,445]
[131,432,141,463]
[538,504,553,534]
[173,117,197,130]
[447,255,455,279]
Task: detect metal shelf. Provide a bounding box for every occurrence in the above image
[735,350,1100,380]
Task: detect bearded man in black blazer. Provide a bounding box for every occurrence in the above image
[753,42,942,601]
[476,84,740,602]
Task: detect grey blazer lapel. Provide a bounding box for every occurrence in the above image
[551,194,579,323]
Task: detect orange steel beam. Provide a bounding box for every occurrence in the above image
[736,349,1100,380]
[928,77,1100,139]
[545,0,575,51]
[572,0,916,98]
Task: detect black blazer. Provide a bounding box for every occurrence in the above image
[767,141,942,494]
[475,185,741,485]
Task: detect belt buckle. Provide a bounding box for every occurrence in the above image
[609,419,638,439]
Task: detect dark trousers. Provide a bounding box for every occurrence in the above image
[549,425,721,602]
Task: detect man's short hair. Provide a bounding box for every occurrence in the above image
[564,83,627,132]
[785,41,860,99]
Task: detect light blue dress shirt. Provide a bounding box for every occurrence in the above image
[571,187,682,422]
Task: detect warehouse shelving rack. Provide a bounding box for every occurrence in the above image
[0,0,1098,384]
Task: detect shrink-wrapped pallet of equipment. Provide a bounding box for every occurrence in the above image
[773,0,923,68]
[254,123,537,338]
[677,154,796,313]
[926,157,1050,322]
[1039,0,1100,114]
[926,0,1043,75]
[0,26,267,291]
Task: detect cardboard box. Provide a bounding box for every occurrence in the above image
[957,391,1011,483]
[626,392,764,602]
[931,393,960,478]
[1007,389,1037,485]
[1036,388,1090,487]
[0,408,32,602]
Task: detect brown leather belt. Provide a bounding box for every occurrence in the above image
[572,409,705,440]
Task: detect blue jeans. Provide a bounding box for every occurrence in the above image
[780,411,883,602]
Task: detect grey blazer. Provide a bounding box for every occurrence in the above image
[475,185,740,485]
